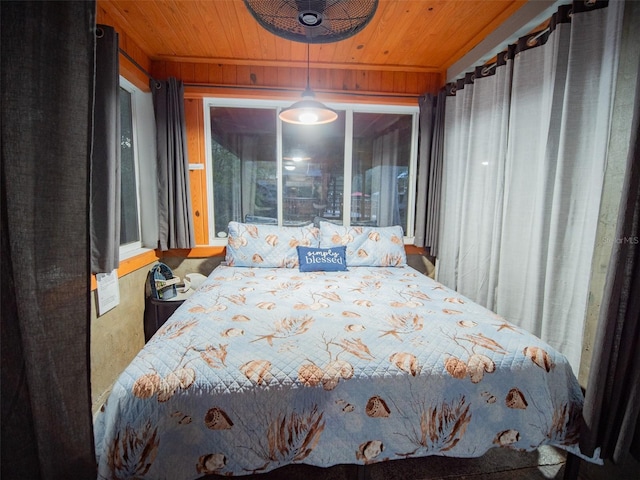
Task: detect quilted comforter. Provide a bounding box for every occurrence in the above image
[94,265,587,479]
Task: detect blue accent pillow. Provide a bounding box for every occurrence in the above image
[297,246,348,272]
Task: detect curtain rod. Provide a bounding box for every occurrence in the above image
[183,82,421,100]
[119,48,157,84]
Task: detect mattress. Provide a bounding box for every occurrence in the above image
[94,264,588,479]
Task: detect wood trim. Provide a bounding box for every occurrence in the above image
[160,246,226,258]
[405,245,427,255]
[90,244,423,290]
[157,245,422,258]
[184,98,209,245]
[183,87,420,107]
[90,250,159,291]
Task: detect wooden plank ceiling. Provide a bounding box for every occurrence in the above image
[98,0,530,99]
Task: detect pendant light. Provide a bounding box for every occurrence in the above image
[279,43,337,125]
[243,1,378,125]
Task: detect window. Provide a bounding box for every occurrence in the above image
[209,106,278,236]
[118,77,158,259]
[351,112,414,229]
[205,99,418,245]
[282,112,346,226]
[119,84,141,252]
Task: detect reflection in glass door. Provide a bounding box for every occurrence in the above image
[209,106,277,237]
[352,112,412,228]
[282,112,345,226]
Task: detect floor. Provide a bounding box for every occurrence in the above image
[203,446,640,480]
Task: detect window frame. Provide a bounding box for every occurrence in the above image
[203,97,419,247]
[118,76,150,260]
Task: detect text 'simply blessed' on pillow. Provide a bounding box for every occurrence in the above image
[297,246,348,272]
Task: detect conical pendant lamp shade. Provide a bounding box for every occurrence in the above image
[279,86,338,125]
[279,44,337,125]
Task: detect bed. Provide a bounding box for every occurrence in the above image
[94,221,591,479]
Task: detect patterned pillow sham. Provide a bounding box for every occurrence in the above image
[297,246,348,272]
[225,222,320,268]
[318,221,406,267]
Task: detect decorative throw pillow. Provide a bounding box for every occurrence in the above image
[297,246,348,272]
[225,222,319,268]
[318,221,406,267]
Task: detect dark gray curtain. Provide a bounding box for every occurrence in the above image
[424,90,446,257]
[579,54,640,464]
[152,78,196,250]
[414,92,445,256]
[413,94,435,248]
[1,1,97,479]
[91,24,121,273]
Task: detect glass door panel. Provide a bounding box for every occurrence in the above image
[209,106,277,237]
[352,112,412,229]
[282,112,345,225]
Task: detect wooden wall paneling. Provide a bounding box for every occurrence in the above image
[236,65,252,87]
[329,70,347,91]
[290,67,306,92]
[406,72,419,95]
[152,60,440,97]
[393,71,407,94]
[222,64,237,85]
[248,65,264,86]
[208,64,224,85]
[380,71,395,92]
[262,64,279,87]
[150,61,166,80]
[194,63,209,84]
[356,70,368,92]
[314,68,329,95]
[165,62,182,80]
[180,63,196,84]
[342,69,354,91]
[184,97,209,245]
[368,70,382,92]
[277,67,293,90]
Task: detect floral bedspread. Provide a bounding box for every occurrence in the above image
[94,265,586,479]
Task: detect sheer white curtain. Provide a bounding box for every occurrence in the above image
[437,2,623,372]
[371,130,401,226]
[222,134,260,222]
[239,135,259,220]
[456,63,512,311]
[437,79,473,289]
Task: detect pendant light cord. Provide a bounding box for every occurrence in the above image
[306,43,310,90]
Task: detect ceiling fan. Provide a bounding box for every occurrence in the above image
[243,0,378,44]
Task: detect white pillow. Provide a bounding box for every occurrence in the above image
[318,222,406,267]
[225,222,320,268]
